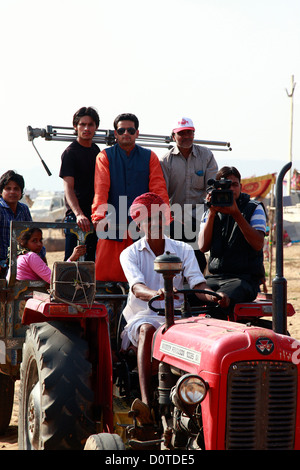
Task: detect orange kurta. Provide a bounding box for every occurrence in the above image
[92,146,169,282]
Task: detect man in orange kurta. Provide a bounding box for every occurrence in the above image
[92,113,169,282]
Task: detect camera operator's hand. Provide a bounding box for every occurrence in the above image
[205,192,237,217]
[201,174,265,254]
[200,190,263,253]
[209,197,239,217]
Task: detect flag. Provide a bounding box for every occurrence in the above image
[241,174,276,198]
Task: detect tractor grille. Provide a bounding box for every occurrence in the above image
[226,361,297,450]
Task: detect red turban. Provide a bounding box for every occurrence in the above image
[130,192,171,225]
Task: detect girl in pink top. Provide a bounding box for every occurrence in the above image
[16,227,86,283]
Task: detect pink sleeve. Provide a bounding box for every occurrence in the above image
[28,253,52,283]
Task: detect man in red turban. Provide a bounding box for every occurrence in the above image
[129,192,171,227]
[120,192,229,422]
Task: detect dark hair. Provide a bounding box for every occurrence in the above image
[113,113,139,130]
[0,170,25,197]
[216,166,241,182]
[18,227,43,248]
[73,107,100,130]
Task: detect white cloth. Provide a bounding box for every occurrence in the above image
[119,235,205,348]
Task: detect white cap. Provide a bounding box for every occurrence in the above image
[172,117,195,133]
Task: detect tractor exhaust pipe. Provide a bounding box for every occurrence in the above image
[272,162,292,335]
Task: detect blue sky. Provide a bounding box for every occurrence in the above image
[0,0,299,192]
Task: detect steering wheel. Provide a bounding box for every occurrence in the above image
[148,288,222,316]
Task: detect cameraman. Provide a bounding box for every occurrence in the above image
[198,166,266,317]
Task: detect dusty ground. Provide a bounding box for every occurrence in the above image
[1,243,300,450]
[276,243,300,339]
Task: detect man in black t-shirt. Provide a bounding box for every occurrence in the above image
[59,106,100,261]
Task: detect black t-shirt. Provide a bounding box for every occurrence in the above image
[59,140,100,218]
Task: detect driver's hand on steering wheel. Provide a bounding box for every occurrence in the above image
[154,288,165,301]
[172,288,182,300]
[155,288,180,301]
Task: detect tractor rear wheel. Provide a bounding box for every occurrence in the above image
[18,321,95,450]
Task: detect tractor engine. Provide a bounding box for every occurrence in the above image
[158,362,206,450]
[152,317,299,450]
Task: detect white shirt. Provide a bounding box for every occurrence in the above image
[120,235,205,324]
[159,144,218,208]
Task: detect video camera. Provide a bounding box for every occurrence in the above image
[206,178,233,207]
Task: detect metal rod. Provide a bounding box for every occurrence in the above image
[272,162,292,335]
[27,125,231,150]
[31,140,52,176]
[27,124,232,176]
[285,75,296,195]
[163,275,175,330]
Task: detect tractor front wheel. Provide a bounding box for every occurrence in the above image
[84,432,125,450]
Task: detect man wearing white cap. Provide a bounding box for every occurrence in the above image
[160,117,218,272]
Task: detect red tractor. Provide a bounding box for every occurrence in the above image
[84,161,300,451]
[1,162,299,450]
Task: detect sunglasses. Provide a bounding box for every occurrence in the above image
[116,127,136,135]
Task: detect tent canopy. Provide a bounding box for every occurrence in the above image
[241,173,276,198]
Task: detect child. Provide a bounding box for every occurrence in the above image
[15,227,86,284]
[0,170,32,278]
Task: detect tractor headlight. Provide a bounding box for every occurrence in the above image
[174,374,208,407]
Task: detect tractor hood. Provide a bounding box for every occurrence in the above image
[152,316,295,375]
